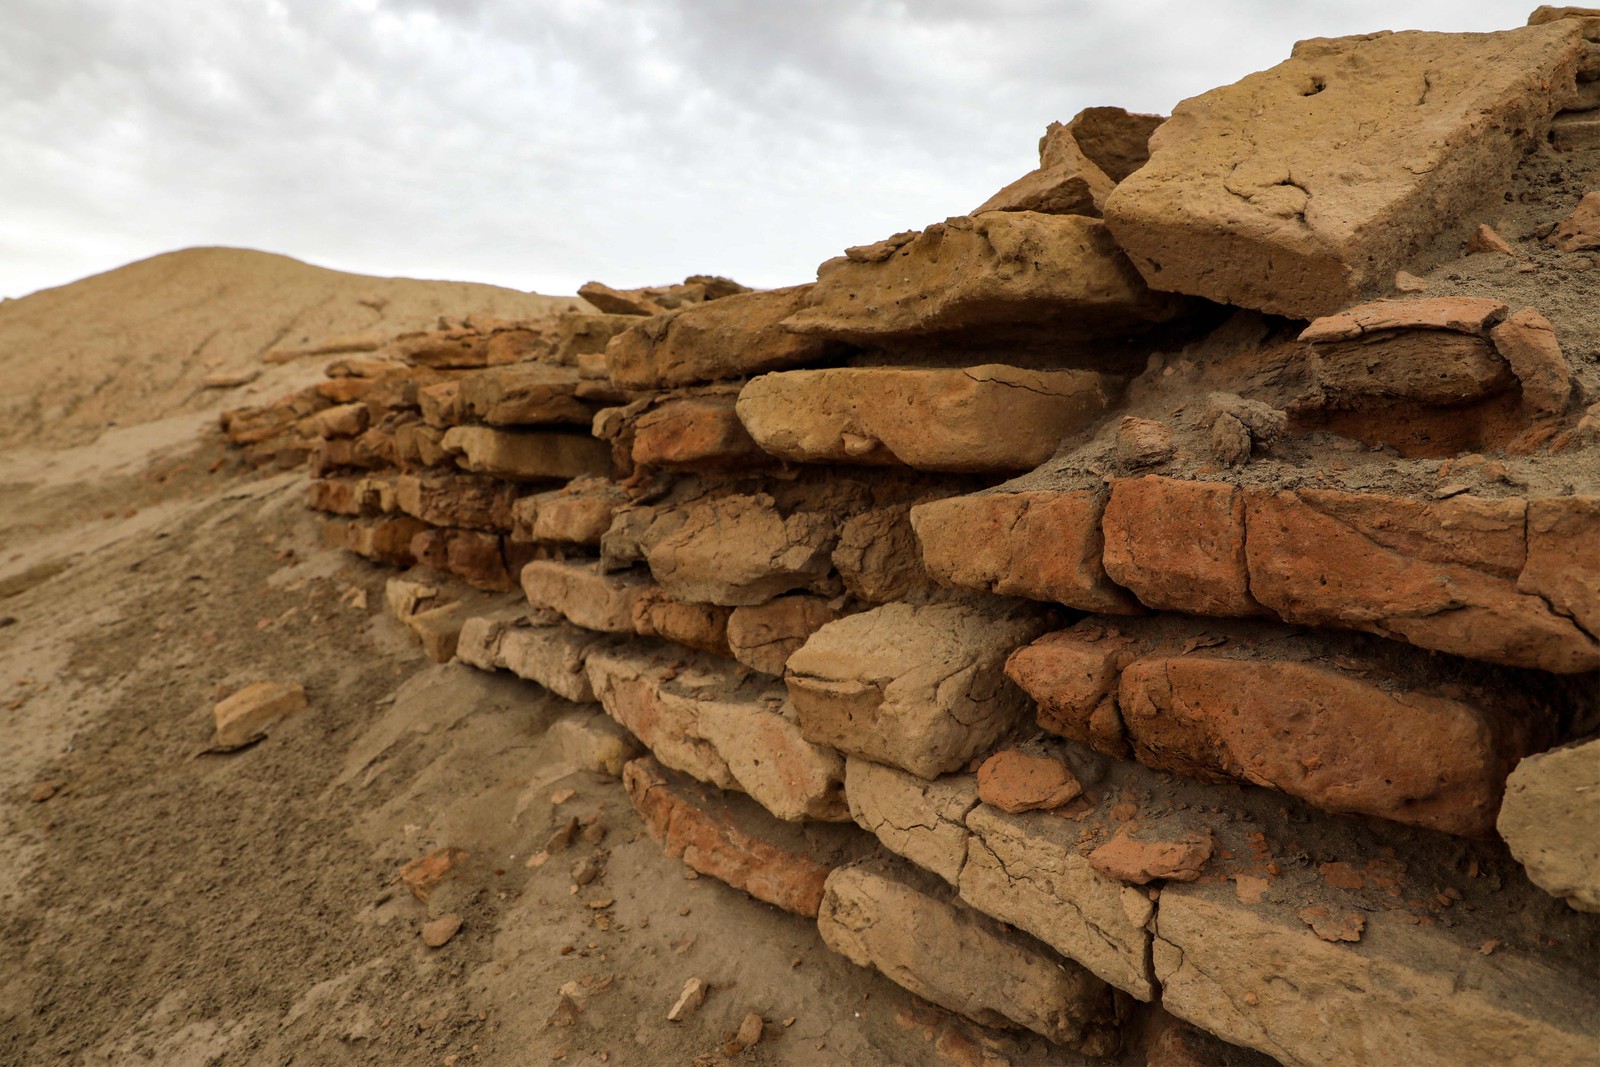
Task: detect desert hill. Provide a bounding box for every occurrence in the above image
[0,247,586,451]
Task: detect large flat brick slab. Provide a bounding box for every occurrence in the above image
[1104,23,1586,316]
[786,599,1055,779]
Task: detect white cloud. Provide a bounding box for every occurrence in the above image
[0,0,1535,299]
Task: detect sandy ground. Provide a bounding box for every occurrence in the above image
[0,253,1086,1066]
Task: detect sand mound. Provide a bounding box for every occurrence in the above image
[0,247,586,451]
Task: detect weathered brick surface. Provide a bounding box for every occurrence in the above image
[818,858,1119,1052]
[605,285,838,389]
[1009,618,1552,836]
[737,365,1120,473]
[587,644,847,821]
[911,491,1140,613]
[1498,737,1600,913]
[725,595,846,676]
[1155,880,1600,1066]
[786,599,1055,779]
[630,393,766,469]
[1104,25,1586,316]
[961,804,1156,999]
[520,559,651,633]
[844,758,977,885]
[1101,477,1259,616]
[623,757,864,917]
[440,425,611,482]
[782,212,1187,343]
[1245,488,1599,672]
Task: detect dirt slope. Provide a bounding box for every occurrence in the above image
[0,247,587,451]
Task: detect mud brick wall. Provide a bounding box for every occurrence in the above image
[223,10,1600,1064]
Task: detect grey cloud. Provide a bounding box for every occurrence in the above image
[0,0,1531,299]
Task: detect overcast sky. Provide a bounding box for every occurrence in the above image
[2,0,1532,300]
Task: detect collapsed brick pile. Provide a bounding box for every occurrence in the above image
[223,10,1600,1065]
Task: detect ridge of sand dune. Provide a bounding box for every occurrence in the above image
[0,246,587,451]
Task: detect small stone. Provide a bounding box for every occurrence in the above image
[1467,223,1516,256]
[1088,827,1213,884]
[551,788,576,805]
[736,1012,764,1049]
[421,914,463,948]
[1114,416,1176,468]
[976,750,1083,814]
[29,782,57,803]
[667,977,709,1022]
[209,681,307,751]
[1393,270,1429,291]
[572,855,601,886]
[399,846,469,903]
[545,817,580,854]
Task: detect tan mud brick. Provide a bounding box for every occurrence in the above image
[307,477,380,518]
[818,858,1119,1052]
[497,622,608,703]
[911,490,1141,613]
[782,212,1186,344]
[585,645,742,789]
[1154,880,1600,1066]
[306,401,369,439]
[1517,495,1600,641]
[629,587,732,657]
[404,602,470,663]
[586,644,846,821]
[548,708,643,778]
[622,757,865,917]
[737,365,1120,473]
[409,528,517,592]
[440,425,611,482]
[552,311,639,363]
[605,285,839,389]
[961,804,1156,999]
[394,422,449,468]
[1244,488,1600,672]
[578,280,666,316]
[1005,627,1134,757]
[1100,477,1260,616]
[1547,190,1600,252]
[418,379,464,427]
[630,394,767,470]
[634,493,837,606]
[1308,331,1514,406]
[696,698,849,823]
[786,599,1055,779]
[211,681,308,751]
[1490,307,1574,418]
[520,559,652,633]
[345,516,429,566]
[453,362,593,426]
[1107,648,1553,835]
[844,758,978,885]
[508,477,626,546]
[832,503,934,603]
[1498,737,1600,912]
[394,473,516,532]
[725,595,846,676]
[1104,24,1587,316]
[1297,296,1509,342]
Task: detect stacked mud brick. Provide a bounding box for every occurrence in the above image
[225,11,1600,1064]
